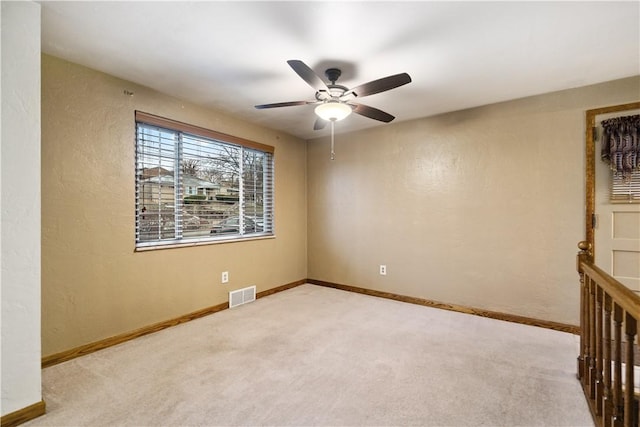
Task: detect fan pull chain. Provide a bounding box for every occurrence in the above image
[330,120,336,160]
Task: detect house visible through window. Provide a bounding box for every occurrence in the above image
[135,111,274,249]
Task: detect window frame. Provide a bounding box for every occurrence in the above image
[134,111,275,251]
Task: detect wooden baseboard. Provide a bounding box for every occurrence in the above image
[1,400,46,427]
[257,279,305,299]
[42,279,306,368]
[307,279,580,335]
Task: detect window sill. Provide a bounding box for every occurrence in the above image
[135,234,275,252]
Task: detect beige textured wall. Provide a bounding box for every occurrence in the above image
[41,55,307,357]
[307,76,640,325]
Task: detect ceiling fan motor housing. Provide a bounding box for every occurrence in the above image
[316,85,349,101]
[314,68,349,101]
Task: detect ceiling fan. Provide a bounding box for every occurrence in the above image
[255,60,412,130]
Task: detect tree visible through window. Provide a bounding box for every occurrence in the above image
[135,112,274,248]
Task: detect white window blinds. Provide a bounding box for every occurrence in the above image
[611,170,640,203]
[135,112,274,248]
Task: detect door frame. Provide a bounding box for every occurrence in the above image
[584,101,640,262]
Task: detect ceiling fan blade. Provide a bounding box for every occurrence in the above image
[287,60,328,90]
[350,103,395,123]
[254,101,312,109]
[313,117,327,130]
[346,73,412,98]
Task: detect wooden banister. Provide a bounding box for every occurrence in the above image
[580,264,640,319]
[577,241,640,427]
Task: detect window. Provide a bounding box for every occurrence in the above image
[599,114,640,203]
[610,170,640,203]
[135,112,274,249]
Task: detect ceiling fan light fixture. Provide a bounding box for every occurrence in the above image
[315,101,352,122]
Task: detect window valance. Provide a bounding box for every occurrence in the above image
[600,114,640,180]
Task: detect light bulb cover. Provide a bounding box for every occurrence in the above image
[315,101,352,121]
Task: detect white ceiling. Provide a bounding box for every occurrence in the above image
[39,1,640,140]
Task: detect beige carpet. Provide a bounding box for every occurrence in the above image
[26,284,593,426]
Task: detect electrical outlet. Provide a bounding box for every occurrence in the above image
[379,265,387,276]
[221,271,229,284]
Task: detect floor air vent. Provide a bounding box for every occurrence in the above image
[229,285,256,308]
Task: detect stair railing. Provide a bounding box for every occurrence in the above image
[577,241,640,427]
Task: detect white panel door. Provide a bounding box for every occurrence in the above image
[594,110,640,293]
